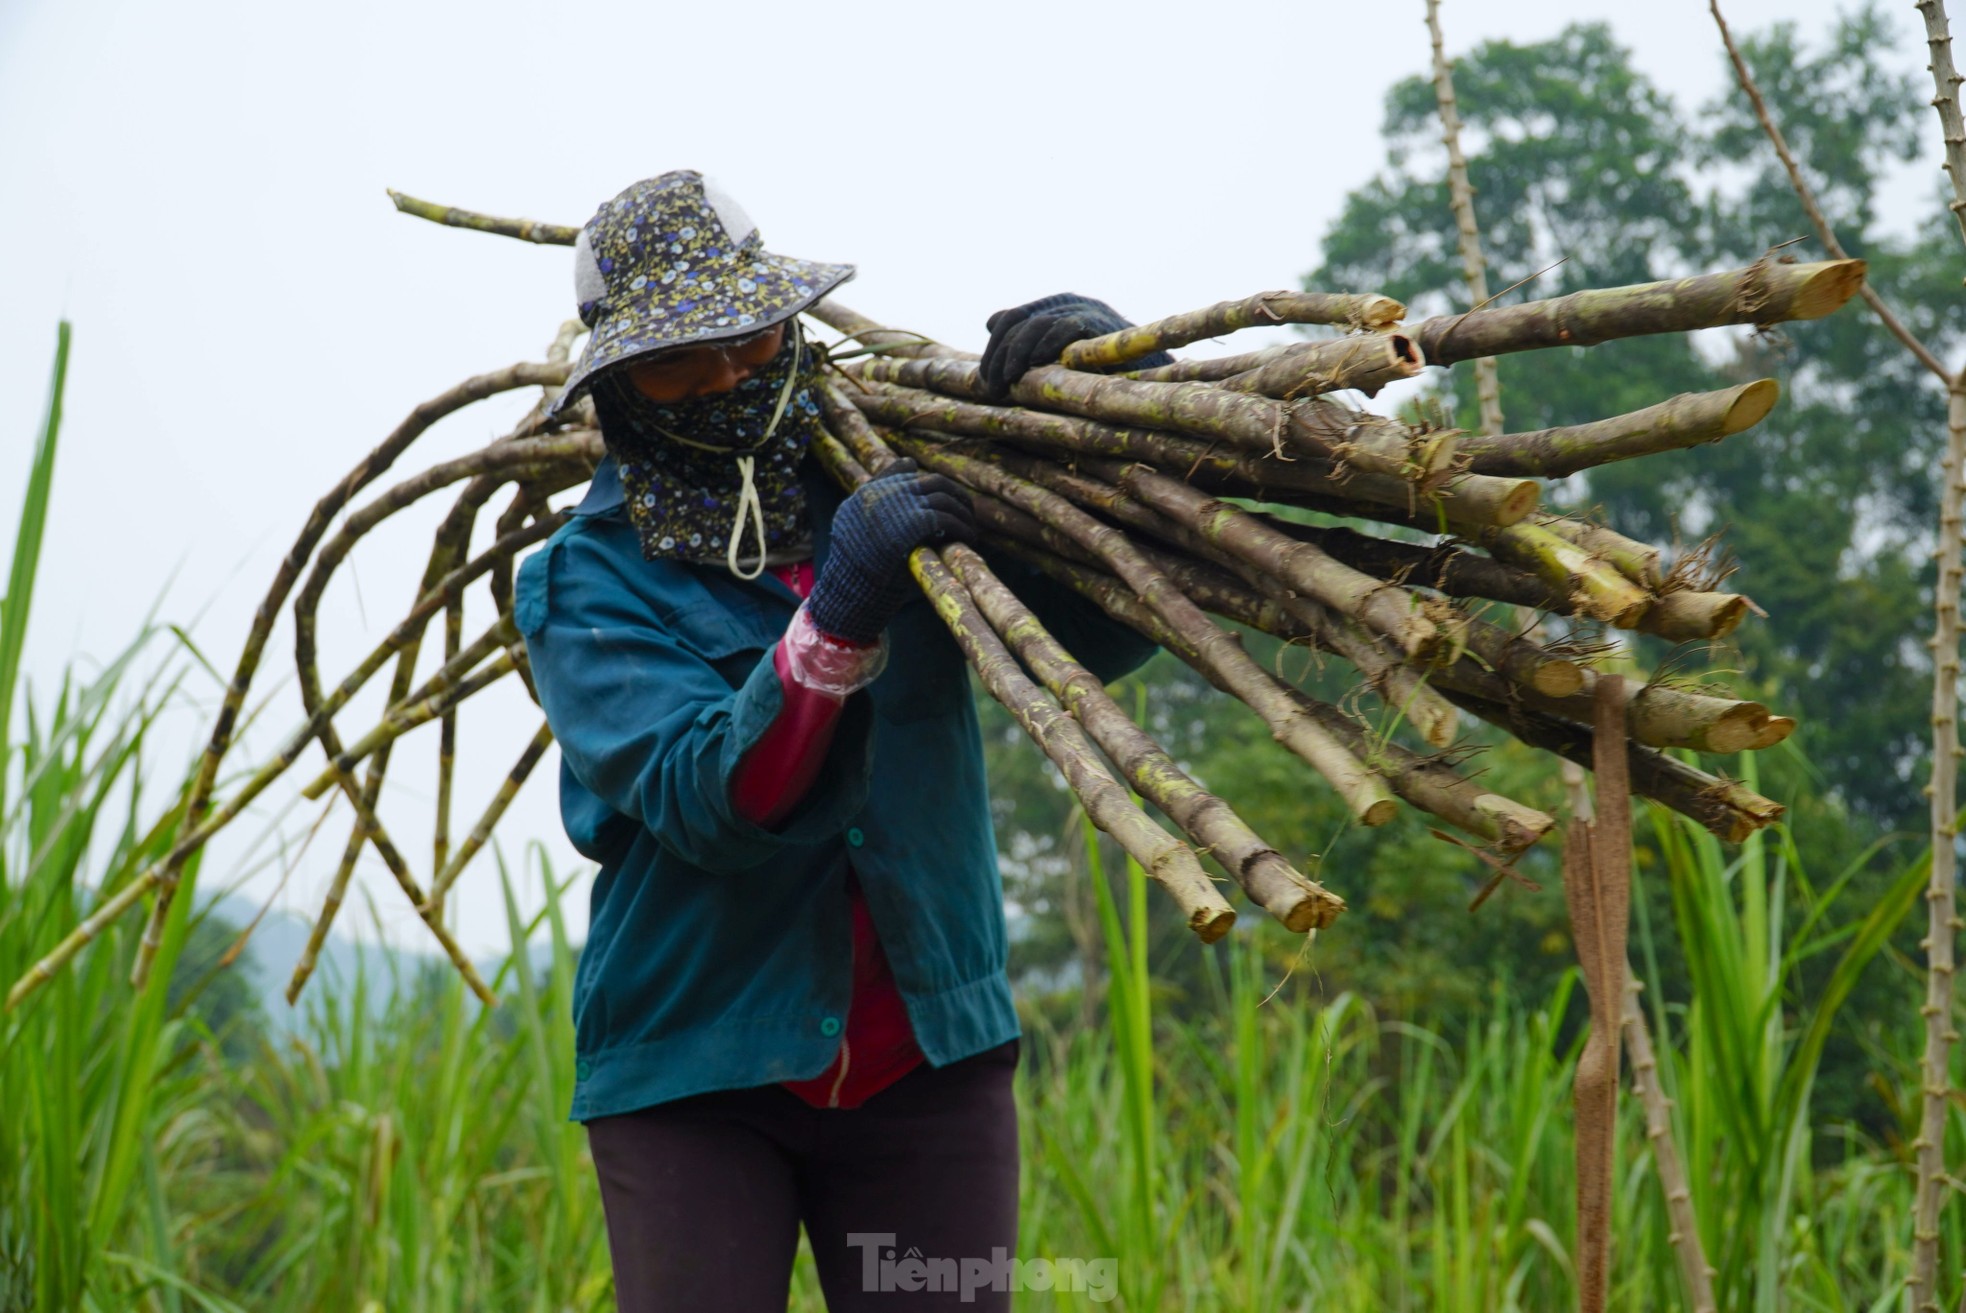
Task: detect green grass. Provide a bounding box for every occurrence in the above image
[4,322,1966,1310]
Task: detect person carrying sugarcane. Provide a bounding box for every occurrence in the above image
[514,169,1171,1312]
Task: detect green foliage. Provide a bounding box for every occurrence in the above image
[1313,8,1966,829]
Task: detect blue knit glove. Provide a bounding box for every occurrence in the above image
[808,459,977,645]
[979,293,1175,401]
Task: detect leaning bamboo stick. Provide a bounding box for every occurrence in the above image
[1622,977,1719,1313]
[1460,381,1779,478]
[1426,0,1505,438]
[1058,290,1406,369]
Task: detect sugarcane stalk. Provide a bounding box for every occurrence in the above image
[1640,591,1750,642]
[847,379,1536,531]
[823,378,1334,922]
[946,545,1341,930]
[854,354,1455,482]
[425,721,557,915]
[388,189,580,245]
[129,361,573,988]
[1460,381,1779,477]
[1437,686,1784,841]
[1457,611,1584,697]
[435,593,462,880]
[299,645,524,800]
[1058,290,1406,369]
[1476,521,1654,626]
[969,487,1463,749]
[1411,258,1866,367]
[998,542,1555,854]
[1426,0,1505,437]
[286,818,368,1007]
[1076,455,1445,659]
[1214,332,1426,401]
[319,764,497,1005]
[1534,514,1664,590]
[883,434,1396,825]
[805,300,968,361]
[813,427,1239,938]
[1270,520,1572,613]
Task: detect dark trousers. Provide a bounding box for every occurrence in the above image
[586,1039,1020,1311]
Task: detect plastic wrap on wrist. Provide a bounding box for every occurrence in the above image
[782,602,888,699]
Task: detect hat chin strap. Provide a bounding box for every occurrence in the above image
[727,455,769,581]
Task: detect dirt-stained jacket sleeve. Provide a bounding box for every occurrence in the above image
[515,524,874,874]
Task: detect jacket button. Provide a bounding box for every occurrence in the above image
[575,1058,592,1080]
[846,827,866,848]
[820,1016,842,1037]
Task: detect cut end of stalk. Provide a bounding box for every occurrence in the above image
[1722,378,1781,435]
[1190,905,1238,942]
[1477,794,1558,856]
[1531,658,1586,698]
[1493,479,1542,526]
[1642,591,1749,641]
[1359,295,1408,330]
[1788,259,1868,320]
[1745,714,1797,751]
[1702,702,1776,755]
[1359,797,1400,827]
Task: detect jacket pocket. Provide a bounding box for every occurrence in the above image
[660,600,786,688]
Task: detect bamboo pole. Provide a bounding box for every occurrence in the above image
[1426,0,1505,437]
[1622,978,1719,1313]
[1057,290,1405,369]
[1460,382,1780,478]
[1912,10,1966,1302]
[1410,258,1866,367]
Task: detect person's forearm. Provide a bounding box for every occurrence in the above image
[730,643,847,828]
[728,603,886,828]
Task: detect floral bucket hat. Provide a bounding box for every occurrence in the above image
[551,170,855,416]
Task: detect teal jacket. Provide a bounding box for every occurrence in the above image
[514,456,1157,1121]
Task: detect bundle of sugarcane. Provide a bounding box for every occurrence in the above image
[2,193,1858,1012]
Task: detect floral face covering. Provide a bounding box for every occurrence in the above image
[590,323,826,577]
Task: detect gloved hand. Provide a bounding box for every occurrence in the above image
[979,293,1174,401]
[807,459,977,645]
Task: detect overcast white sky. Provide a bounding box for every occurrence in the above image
[0,0,1946,962]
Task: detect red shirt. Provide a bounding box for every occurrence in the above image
[729,560,924,1109]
